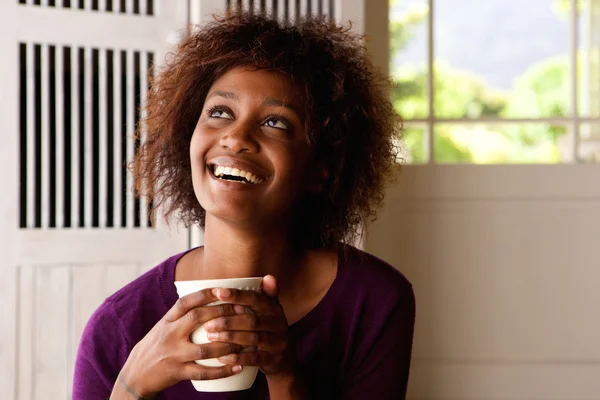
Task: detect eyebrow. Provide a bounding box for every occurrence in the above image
[205,91,303,118]
[262,98,303,118]
[206,90,239,101]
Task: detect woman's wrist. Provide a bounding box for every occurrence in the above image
[110,367,156,400]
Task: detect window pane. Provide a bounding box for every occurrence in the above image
[579,124,600,162]
[434,0,569,119]
[434,123,568,163]
[578,0,600,117]
[398,125,427,163]
[390,0,428,119]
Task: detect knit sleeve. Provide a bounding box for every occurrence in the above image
[341,286,416,400]
[72,300,133,400]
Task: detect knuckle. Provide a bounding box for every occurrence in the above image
[195,345,210,360]
[175,297,188,312]
[226,343,241,354]
[187,308,203,324]
[250,332,260,345]
[196,368,209,381]
[219,317,231,330]
[215,305,230,316]
[247,314,258,330]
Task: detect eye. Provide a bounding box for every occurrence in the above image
[263,117,291,131]
[207,106,234,120]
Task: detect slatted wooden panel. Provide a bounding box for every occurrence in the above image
[19,43,154,229]
[17,263,143,399]
[17,0,155,16]
[221,0,335,22]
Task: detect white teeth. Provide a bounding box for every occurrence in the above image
[212,164,264,184]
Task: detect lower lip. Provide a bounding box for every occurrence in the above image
[207,167,263,191]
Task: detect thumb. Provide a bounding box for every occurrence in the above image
[262,275,278,298]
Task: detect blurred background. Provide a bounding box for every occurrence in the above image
[0,1,598,399]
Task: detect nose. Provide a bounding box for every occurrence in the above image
[219,121,259,154]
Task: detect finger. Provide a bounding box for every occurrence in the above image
[217,350,271,367]
[204,314,287,334]
[179,342,243,363]
[180,363,243,381]
[177,303,245,335]
[211,288,274,314]
[206,330,280,349]
[262,275,278,297]
[164,289,218,322]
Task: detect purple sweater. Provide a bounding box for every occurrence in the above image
[73,245,415,399]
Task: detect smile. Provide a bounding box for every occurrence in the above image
[210,164,265,185]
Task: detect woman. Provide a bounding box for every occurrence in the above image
[73,12,415,400]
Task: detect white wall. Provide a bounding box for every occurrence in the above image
[365,164,600,400]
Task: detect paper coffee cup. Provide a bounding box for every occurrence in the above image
[174,277,263,392]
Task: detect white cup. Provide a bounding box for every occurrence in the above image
[174,277,263,392]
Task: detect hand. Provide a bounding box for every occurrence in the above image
[113,289,246,399]
[203,275,296,377]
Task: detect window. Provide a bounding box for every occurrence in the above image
[391,0,600,163]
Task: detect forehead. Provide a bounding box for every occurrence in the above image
[207,66,304,106]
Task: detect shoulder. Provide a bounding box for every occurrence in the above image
[81,251,183,352]
[340,244,414,306]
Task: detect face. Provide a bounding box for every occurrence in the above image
[190,66,317,229]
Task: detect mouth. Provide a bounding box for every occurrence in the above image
[208,163,266,185]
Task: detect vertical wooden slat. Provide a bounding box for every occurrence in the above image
[311,0,318,17]
[288,0,296,25]
[139,52,148,228]
[55,46,64,228]
[27,44,35,228]
[126,50,135,228]
[299,0,308,19]
[34,266,70,400]
[113,50,122,228]
[41,45,50,229]
[70,264,106,380]
[277,0,285,23]
[99,49,108,227]
[138,0,146,16]
[71,47,80,228]
[83,0,92,11]
[323,0,332,21]
[254,0,262,15]
[17,265,34,400]
[84,47,93,228]
[125,0,133,14]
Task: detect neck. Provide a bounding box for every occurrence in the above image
[200,215,302,282]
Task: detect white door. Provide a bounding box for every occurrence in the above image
[0,2,188,399]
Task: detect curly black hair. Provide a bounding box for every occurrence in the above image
[134,12,401,248]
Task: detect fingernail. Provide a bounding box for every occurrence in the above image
[232,365,242,373]
[203,321,215,331]
[206,332,218,341]
[218,288,230,298]
[234,305,245,314]
[218,355,234,363]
